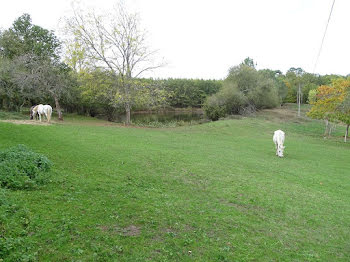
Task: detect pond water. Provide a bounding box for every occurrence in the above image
[115,109,205,124]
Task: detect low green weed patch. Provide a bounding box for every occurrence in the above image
[0,145,52,190]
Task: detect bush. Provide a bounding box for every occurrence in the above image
[247,77,279,109]
[0,145,52,190]
[203,95,227,121]
[204,63,280,120]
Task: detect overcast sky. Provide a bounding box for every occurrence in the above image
[0,0,349,79]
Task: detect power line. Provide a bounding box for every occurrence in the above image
[313,0,336,74]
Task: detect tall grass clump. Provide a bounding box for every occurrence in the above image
[0,144,52,189]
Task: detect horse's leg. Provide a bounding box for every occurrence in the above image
[39,113,42,122]
[275,142,278,155]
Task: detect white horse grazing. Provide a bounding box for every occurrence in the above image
[32,104,52,122]
[273,130,285,157]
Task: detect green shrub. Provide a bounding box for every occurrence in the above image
[0,145,52,190]
[203,95,227,121]
[204,63,281,120]
[204,83,249,120]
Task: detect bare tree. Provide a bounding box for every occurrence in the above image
[64,2,163,124]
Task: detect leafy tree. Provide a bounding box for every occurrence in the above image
[242,57,256,68]
[0,57,20,110]
[77,69,120,120]
[338,91,350,141]
[204,62,279,120]
[284,68,303,103]
[64,39,87,72]
[288,67,304,77]
[226,64,258,95]
[226,64,279,109]
[12,54,75,120]
[259,69,287,103]
[308,89,317,104]
[302,83,318,103]
[0,14,72,118]
[307,78,350,140]
[0,14,61,60]
[64,2,163,124]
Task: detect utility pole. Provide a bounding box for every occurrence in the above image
[297,83,301,117]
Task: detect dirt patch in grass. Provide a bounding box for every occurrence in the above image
[151,227,180,241]
[263,108,296,117]
[98,224,141,236]
[0,120,53,126]
[259,108,297,120]
[98,225,110,232]
[120,225,141,236]
[257,106,312,123]
[221,199,266,215]
[0,119,150,129]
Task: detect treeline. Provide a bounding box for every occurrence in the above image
[282,68,340,104]
[1,14,349,125]
[0,14,222,121]
[203,57,348,120]
[75,71,222,120]
[162,78,222,108]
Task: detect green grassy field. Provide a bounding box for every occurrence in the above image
[0,105,349,261]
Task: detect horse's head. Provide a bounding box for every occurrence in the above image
[277,145,285,157]
[30,106,35,120]
[30,106,39,120]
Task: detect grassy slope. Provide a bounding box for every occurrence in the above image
[0,106,349,261]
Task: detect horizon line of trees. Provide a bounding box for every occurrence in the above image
[203,57,348,120]
[1,10,349,125]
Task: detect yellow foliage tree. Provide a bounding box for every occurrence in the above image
[307,78,350,141]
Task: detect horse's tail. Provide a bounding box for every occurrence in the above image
[47,106,52,122]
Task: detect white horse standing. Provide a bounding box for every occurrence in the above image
[32,104,52,122]
[273,130,285,157]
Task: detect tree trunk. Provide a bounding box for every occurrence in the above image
[19,100,26,112]
[345,124,349,143]
[324,119,330,137]
[297,83,301,117]
[54,96,63,121]
[125,103,131,125]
